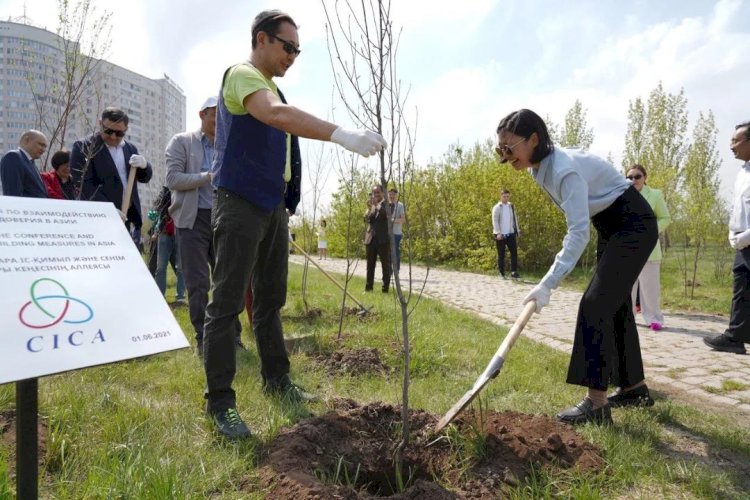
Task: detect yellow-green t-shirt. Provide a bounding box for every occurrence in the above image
[222,63,291,182]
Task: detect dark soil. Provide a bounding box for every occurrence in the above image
[314,348,391,376]
[257,400,604,498]
[0,410,48,477]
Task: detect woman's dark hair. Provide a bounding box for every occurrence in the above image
[628,164,647,178]
[496,109,554,164]
[50,150,70,170]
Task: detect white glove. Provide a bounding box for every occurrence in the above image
[523,283,551,313]
[732,229,750,250]
[330,127,387,157]
[129,154,147,169]
[729,230,738,249]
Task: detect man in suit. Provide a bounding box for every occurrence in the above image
[0,130,48,198]
[365,184,391,293]
[167,97,244,355]
[70,107,152,229]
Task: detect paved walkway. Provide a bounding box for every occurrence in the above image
[290,256,750,415]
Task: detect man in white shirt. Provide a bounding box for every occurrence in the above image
[705,120,750,354]
[491,189,521,279]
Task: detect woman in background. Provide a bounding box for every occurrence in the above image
[626,165,671,331]
[317,218,328,260]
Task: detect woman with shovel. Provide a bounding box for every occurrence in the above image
[496,109,658,425]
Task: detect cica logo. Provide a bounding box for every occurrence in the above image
[18,278,94,329]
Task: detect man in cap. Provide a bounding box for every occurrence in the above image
[203,9,387,439]
[166,97,246,355]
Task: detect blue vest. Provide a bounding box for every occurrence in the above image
[212,64,302,213]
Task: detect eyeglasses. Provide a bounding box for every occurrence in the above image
[102,127,126,138]
[495,137,526,157]
[626,174,643,180]
[267,33,301,56]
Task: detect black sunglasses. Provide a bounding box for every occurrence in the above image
[267,33,301,56]
[102,127,126,138]
[626,174,643,180]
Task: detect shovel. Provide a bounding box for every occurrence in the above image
[434,300,536,433]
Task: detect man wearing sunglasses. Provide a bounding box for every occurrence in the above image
[704,121,750,355]
[203,9,387,440]
[71,107,153,232]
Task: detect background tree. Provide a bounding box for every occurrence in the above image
[643,82,689,206]
[622,96,647,170]
[558,100,594,150]
[675,110,724,297]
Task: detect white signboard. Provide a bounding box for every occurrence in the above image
[0,197,189,384]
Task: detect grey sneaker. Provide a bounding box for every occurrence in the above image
[263,374,317,403]
[210,407,251,440]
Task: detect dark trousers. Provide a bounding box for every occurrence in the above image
[366,242,391,291]
[725,247,750,343]
[566,187,657,390]
[495,234,518,275]
[394,234,403,272]
[203,189,290,413]
[176,209,214,342]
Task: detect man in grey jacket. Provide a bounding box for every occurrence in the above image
[166,97,242,354]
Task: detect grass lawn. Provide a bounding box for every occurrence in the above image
[1,263,749,498]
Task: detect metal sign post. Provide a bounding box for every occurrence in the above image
[16,378,38,499]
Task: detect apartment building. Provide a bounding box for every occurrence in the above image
[0,20,186,218]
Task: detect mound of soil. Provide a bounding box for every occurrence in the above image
[1,410,48,476]
[314,348,390,376]
[257,401,604,498]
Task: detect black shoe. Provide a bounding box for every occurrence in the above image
[703,334,747,354]
[210,407,251,440]
[382,287,389,293]
[196,342,204,359]
[364,286,373,292]
[510,272,520,279]
[556,398,612,425]
[607,384,655,408]
[263,374,317,403]
[499,272,506,279]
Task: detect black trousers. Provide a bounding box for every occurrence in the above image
[495,234,518,275]
[566,186,657,390]
[725,247,750,343]
[203,189,290,413]
[365,242,391,291]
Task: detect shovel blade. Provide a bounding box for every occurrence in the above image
[433,301,536,434]
[434,374,493,433]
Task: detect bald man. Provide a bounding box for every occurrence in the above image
[0,130,49,198]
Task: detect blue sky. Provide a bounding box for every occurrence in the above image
[3,0,748,209]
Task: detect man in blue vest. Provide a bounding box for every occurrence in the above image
[204,9,387,439]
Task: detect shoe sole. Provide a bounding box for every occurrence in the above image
[608,396,655,408]
[556,414,612,425]
[703,338,747,354]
